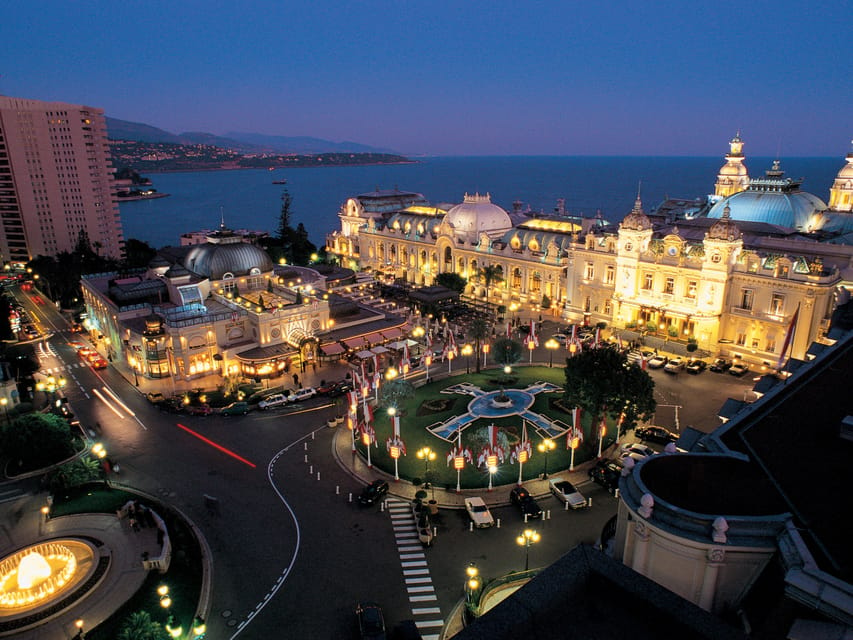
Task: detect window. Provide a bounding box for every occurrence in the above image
[584,296,591,312]
[736,332,747,346]
[740,289,754,310]
[664,277,674,295]
[642,273,653,290]
[770,294,785,316]
[751,338,760,349]
[686,280,697,299]
[585,263,594,281]
[604,265,615,285]
[604,299,612,315]
[766,337,777,353]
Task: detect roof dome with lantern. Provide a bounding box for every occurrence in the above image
[707,204,741,241]
[182,222,274,279]
[444,193,512,238]
[621,191,652,231]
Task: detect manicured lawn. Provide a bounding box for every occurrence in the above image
[354,366,616,489]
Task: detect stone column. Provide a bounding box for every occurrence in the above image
[699,547,725,611]
[631,520,651,575]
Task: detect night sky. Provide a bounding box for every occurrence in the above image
[3,0,850,156]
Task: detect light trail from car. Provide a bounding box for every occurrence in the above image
[174,422,257,468]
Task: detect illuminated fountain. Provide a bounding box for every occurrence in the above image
[0,540,95,614]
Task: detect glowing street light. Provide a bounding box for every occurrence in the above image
[74,618,85,638]
[482,342,490,368]
[158,584,171,608]
[424,353,433,382]
[0,397,8,424]
[545,338,559,367]
[465,563,481,607]
[516,529,541,571]
[537,438,556,479]
[461,344,473,373]
[385,366,398,381]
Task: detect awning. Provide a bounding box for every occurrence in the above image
[381,327,403,340]
[356,350,375,359]
[388,339,418,351]
[320,342,346,355]
[344,337,366,350]
[371,346,390,354]
[364,332,385,344]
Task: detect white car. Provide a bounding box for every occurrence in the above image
[551,333,567,344]
[258,393,288,410]
[549,478,587,509]
[620,443,656,463]
[647,355,668,369]
[663,357,685,373]
[464,497,494,528]
[286,387,317,403]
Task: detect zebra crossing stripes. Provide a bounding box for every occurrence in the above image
[386,498,443,639]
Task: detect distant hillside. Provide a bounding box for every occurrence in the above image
[224,131,398,155]
[105,116,398,155]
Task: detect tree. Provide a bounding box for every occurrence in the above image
[277,189,293,240]
[491,337,523,368]
[118,611,170,640]
[379,378,415,410]
[45,457,101,492]
[478,264,504,298]
[124,238,157,268]
[562,345,655,438]
[0,413,75,470]
[435,272,466,293]
[290,222,317,265]
[541,294,551,310]
[466,317,490,373]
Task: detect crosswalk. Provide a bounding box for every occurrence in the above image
[386,498,443,639]
[39,362,87,374]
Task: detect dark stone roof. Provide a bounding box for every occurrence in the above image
[456,545,747,640]
[182,241,274,279]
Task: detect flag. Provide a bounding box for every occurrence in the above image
[511,422,532,463]
[385,414,407,456]
[569,406,584,446]
[524,320,539,347]
[443,330,458,360]
[447,430,473,466]
[776,303,800,370]
[477,423,507,467]
[594,326,601,347]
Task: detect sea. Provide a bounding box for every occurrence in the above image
[118,156,844,249]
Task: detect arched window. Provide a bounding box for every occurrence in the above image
[378,243,385,261]
[223,273,236,294]
[512,268,522,290]
[529,238,540,252]
[510,236,521,250]
[390,245,397,263]
[404,221,411,234]
[443,246,453,268]
[531,272,542,293]
[457,256,465,274]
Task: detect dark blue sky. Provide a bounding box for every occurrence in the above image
[3,1,850,156]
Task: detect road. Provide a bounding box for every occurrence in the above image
[8,291,757,638]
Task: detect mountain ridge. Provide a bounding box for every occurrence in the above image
[105,116,399,155]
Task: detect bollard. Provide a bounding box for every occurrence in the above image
[304,442,307,451]
[496,518,501,529]
[565,500,569,511]
[312,431,315,440]
[615,488,620,499]
[304,454,308,463]
[524,513,528,523]
[381,501,385,512]
[348,492,353,503]
[546,509,551,520]
[317,472,321,481]
[433,526,437,538]
[309,465,313,474]
[588,498,592,508]
[336,485,340,495]
[469,521,473,532]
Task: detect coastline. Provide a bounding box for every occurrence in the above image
[115,192,171,202]
[135,159,419,174]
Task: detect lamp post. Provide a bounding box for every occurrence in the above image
[446,349,455,374]
[74,618,85,638]
[482,343,490,368]
[424,353,432,383]
[545,338,559,367]
[537,438,555,479]
[465,563,481,609]
[516,529,540,571]
[0,397,8,424]
[569,434,579,471]
[417,446,436,498]
[388,407,400,481]
[527,337,535,363]
[461,344,473,374]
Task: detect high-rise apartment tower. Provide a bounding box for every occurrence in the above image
[0,96,124,264]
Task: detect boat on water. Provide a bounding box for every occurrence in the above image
[272,178,287,184]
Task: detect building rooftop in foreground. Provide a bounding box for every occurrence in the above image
[455,545,746,640]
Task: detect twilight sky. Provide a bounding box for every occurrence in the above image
[2,0,850,156]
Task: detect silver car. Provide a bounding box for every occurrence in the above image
[549,478,587,509]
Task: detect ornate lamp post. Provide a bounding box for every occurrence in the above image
[74,618,85,638]
[569,434,580,471]
[417,446,437,498]
[537,438,555,479]
[482,342,490,368]
[424,353,433,383]
[461,344,473,374]
[465,563,481,611]
[527,337,535,363]
[545,338,559,367]
[516,529,541,571]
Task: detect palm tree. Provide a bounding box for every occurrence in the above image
[478,264,504,299]
[467,317,490,373]
[118,611,170,640]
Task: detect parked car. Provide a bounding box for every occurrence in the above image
[729,362,749,377]
[220,401,250,416]
[327,380,353,397]
[355,601,386,639]
[551,333,567,344]
[620,443,656,462]
[709,357,732,373]
[287,387,317,403]
[549,478,587,509]
[90,357,109,370]
[146,392,166,405]
[663,357,685,373]
[685,358,707,374]
[588,459,622,494]
[509,486,543,519]
[464,497,495,528]
[258,394,288,410]
[635,425,678,445]
[357,479,389,506]
[647,354,668,369]
[186,404,212,416]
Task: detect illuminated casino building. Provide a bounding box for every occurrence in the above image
[327,138,853,366]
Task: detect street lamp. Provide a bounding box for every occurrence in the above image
[537,438,555,478]
[545,338,559,367]
[461,344,473,374]
[424,353,432,382]
[158,584,171,608]
[482,343,490,368]
[465,563,481,607]
[516,528,541,571]
[417,446,436,498]
[74,618,85,638]
[385,366,398,381]
[0,397,8,424]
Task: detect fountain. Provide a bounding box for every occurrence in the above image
[490,387,513,409]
